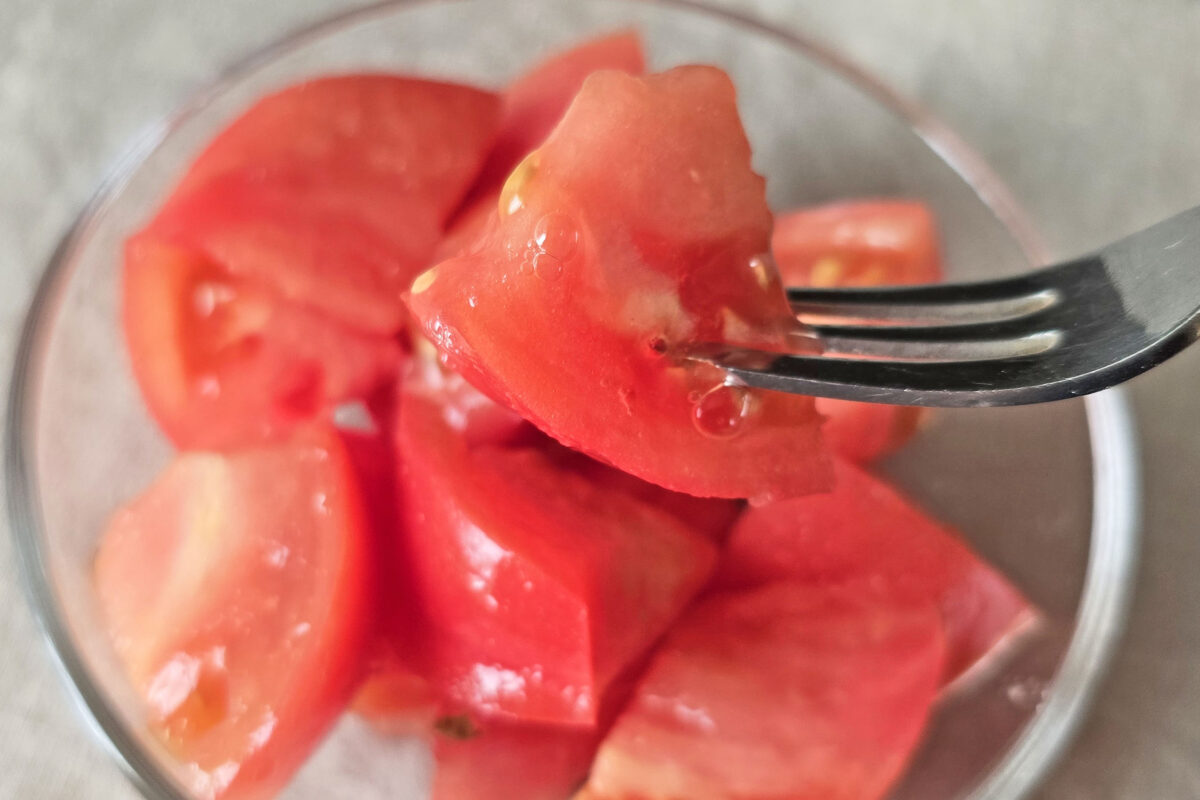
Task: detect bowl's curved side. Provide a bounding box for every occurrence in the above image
[6,120,192,800]
[969,388,1140,799]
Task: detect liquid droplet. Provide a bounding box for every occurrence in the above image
[1006,676,1047,710]
[192,281,236,319]
[264,542,290,568]
[692,382,759,438]
[533,212,580,262]
[532,252,563,280]
[499,153,539,216]
[196,375,222,398]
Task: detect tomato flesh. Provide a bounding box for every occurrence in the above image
[174,74,501,222]
[123,236,401,450]
[395,383,718,725]
[93,426,373,799]
[409,67,830,501]
[717,458,1035,682]
[774,200,942,463]
[453,31,645,218]
[581,582,944,800]
[148,168,441,335]
[155,77,500,335]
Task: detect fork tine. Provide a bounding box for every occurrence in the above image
[806,313,1063,360]
[693,347,1064,407]
[788,282,1058,325]
[817,330,1062,361]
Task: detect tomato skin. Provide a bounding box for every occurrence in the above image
[452,31,645,219]
[93,426,374,800]
[174,74,502,223]
[394,383,718,726]
[152,76,500,336]
[410,67,830,502]
[773,200,942,463]
[581,581,945,800]
[123,236,401,450]
[716,458,1035,682]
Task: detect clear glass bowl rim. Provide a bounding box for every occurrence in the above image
[4,1,1142,798]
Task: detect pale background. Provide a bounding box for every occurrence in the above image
[2,1,1199,797]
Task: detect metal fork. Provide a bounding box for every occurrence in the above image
[690,205,1200,407]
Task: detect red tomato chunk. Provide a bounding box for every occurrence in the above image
[717,458,1035,683]
[93,426,373,799]
[580,582,944,800]
[409,66,831,502]
[393,382,718,726]
[123,236,401,450]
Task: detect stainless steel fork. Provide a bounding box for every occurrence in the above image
[690,205,1200,407]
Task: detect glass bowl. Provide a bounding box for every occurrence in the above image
[6,1,1140,798]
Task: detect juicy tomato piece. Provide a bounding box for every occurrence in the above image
[815,396,927,466]
[772,200,941,288]
[716,458,1035,682]
[149,168,440,335]
[405,349,535,447]
[157,76,500,334]
[395,383,718,725]
[409,67,830,502]
[432,719,601,800]
[541,444,744,543]
[580,582,945,800]
[93,426,373,800]
[174,74,501,223]
[773,200,942,463]
[123,236,400,450]
[454,31,646,217]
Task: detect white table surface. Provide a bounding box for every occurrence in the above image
[2,1,1199,797]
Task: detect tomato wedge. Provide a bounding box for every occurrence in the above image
[395,382,718,725]
[148,168,441,335]
[580,582,944,800]
[93,426,373,799]
[717,458,1035,682]
[409,67,830,501]
[174,74,501,222]
[153,77,500,334]
[453,31,645,216]
[773,200,942,463]
[123,236,400,450]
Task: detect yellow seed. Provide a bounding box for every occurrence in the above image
[809,257,843,287]
[411,267,438,294]
[499,153,539,216]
